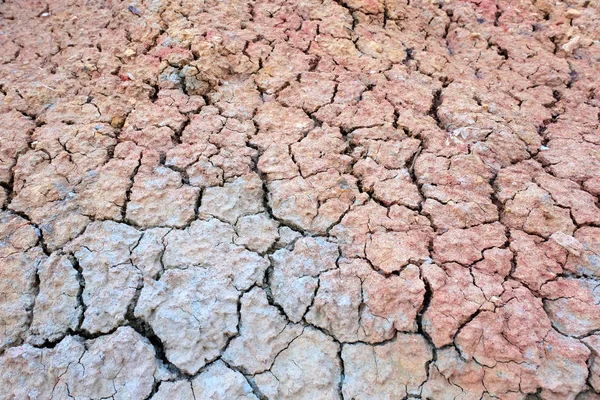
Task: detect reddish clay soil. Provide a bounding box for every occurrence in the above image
[0,0,599,398]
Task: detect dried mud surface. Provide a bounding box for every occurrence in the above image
[1,0,600,398]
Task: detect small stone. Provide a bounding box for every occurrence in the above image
[550,231,584,256]
[111,115,126,128]
[565,9,582,19]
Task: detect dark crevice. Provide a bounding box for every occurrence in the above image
[127,316,189,379]
[428,89,444,131]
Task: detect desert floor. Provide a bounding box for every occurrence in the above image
[0,0,599,398]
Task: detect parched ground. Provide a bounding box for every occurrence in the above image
[0,0,599,398]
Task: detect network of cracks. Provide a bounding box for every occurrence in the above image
[0,0,600,398]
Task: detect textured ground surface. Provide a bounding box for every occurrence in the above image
[0,0,599,398]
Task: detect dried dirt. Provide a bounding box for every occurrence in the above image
[0,0,600,398]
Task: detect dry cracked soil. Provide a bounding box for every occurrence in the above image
[0,0,599,398]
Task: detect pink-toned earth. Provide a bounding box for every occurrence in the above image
[0,0,599,398]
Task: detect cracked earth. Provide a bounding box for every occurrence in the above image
[0,0,600,398]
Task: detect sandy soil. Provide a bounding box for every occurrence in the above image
[0,0,599,398]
